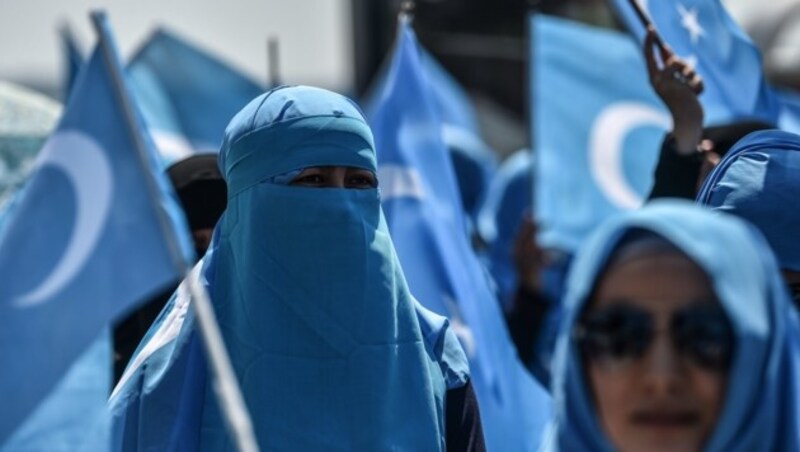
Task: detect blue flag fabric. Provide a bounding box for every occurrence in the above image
[532,15,670,252]
[365,46,496,222]
[2,332,111,452]
[127,29,263,165]
[419,49,482,135]
[367,20,551,451]
[0,40,193,445]
[59,26,84,102]
[609,0,779,125]
[476,149,533,309]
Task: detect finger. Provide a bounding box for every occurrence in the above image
[666,57,685,72]
[683,66,702,94]
[691,75,705,95]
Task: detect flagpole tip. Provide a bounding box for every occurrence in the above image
[399,1,416,22]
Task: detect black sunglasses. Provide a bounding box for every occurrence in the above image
[789,284,800,309]
[573,302,735,372]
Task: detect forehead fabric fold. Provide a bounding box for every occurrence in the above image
[219,85,377,196]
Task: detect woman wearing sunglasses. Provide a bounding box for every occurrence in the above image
[543,201,800,451]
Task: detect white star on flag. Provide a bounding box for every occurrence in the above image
[677,3,706,45]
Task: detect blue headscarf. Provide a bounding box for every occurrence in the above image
[544,200,800,451]
[697,129,800,272]
[109,86,468,451]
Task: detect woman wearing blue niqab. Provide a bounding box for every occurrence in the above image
[543,200,800,451]
[110,86,476,451]
[206,84,473,450]
[697,129,800,307]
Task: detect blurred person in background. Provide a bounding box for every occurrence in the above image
[696,130,800,310]
[113,154,226,382]
[642,28,800,308]
[544,201,800,451]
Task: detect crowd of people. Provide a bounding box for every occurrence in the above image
[100,21,800,452]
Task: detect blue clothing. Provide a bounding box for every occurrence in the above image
[697,129,800,272]
[545,200,800,451]
[110,86,469,451]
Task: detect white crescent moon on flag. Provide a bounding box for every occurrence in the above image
[14,131,114,308]
[589,102,671,210]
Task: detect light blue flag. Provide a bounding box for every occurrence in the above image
[532,15,671,252]
[365,46,497,220]
[419,49,481,135]
[367,19,551,451]
[128,29,263,165]
[609,0,779,125]
[59,25,84,102]
[3,332,112,452]
[0,36,193,445]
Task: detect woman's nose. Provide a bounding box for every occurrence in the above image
[324,167,347,188]
[641,332,683,396]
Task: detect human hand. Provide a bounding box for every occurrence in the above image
[644,27,704,155]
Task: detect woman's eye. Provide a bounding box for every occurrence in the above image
[292,174,324,186]
[346,172,377,189]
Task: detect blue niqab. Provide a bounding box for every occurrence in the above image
[697,129,800,272]
[110,86,468,451]
[545,200,800,451]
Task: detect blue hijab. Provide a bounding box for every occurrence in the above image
[545,200,800,451]
[110,86,468,451]
[697,129,800,272]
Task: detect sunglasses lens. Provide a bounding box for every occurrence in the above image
[576,306,652,362]
[673,306,734,370]
[790,284,800,309]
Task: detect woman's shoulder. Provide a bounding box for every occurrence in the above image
[412,299,470,389]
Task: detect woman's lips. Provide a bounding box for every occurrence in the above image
[630,410,700,428]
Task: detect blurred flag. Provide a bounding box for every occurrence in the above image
[365,47,497,222]
[59,24,84,102]
[419,50,497,220]
[367,19,551,451]
[777,88,800,134]
[532,15,671,252]
[2,333,112,451]
[127,29,263,165]
[0,25,193,445]
[419,49,481,135]
[609,0,779,125]
[476,149,533,309]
